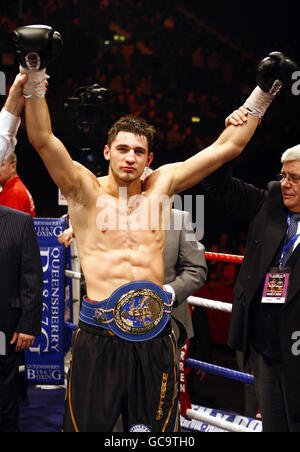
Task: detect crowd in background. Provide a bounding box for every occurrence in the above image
[1,0,257,158]
[0,0,299,294]
[1,1,298,170]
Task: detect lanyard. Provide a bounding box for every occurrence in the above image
[279,213,300,268]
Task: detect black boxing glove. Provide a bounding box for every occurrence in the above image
[12,25,63,98]
[257,52,298,94]
[244,51,298,119]
[13,25,62,70]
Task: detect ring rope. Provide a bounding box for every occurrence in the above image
[187,296,232,312]
[205,252,244,264]
[181,251,257,431]
[65,269,82,280]
[64,321,77,331]
[186,358,254,385]
[185,408,257,433]
[63,253,244,282]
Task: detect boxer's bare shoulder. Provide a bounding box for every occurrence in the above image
[67,161,106,206]
[141,164,177,197]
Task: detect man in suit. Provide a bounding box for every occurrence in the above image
[0,74,39,415]
[0,205,43,432]
[202,105,300,431]
[164,209,208,357]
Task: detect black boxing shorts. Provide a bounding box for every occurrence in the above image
[62,282,179,432]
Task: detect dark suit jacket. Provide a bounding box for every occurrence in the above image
[202,165,300,429]
[0,205,43,354]
[164,209,208,347]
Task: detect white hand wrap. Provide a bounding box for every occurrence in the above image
[243,81,282,119]
[20,65,49,98]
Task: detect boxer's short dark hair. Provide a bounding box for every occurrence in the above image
[107,115,155,153]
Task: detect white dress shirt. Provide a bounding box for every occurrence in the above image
[0,107,21,165]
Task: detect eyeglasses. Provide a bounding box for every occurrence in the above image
[277,173,300,184]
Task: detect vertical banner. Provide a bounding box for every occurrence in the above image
[179,339,192,418]
[25,218,65,385]
[63,243,73,355]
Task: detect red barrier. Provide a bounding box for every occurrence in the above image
[178,340,191,418]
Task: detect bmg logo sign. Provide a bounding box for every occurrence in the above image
[0,330,6,356]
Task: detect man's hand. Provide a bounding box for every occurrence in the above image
[58,227,74,248]
[10,332,35,352]
[4,73,28,116]
[225,106,248,128]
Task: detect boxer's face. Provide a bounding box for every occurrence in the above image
[104,131,153,183]
[280,160,300,213]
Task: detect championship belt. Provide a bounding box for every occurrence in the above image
[79,281,173,341]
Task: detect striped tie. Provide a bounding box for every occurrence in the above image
[282,213,300,266]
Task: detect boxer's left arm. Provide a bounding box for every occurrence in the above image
[166,51,297,195]
[166,113,259,195]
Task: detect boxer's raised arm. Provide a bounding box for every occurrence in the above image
[13,25,81,197]
[168,52,298,195]
[25,97,80,198]
[169,115,258,194]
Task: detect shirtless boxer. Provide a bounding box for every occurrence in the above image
[12,25,296,432]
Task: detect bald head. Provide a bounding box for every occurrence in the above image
[0,152,17,186]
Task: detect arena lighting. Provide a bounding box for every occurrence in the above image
[113,33,126,42]
[98,33,127,47]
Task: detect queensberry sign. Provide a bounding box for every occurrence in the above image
[25,218,66,385]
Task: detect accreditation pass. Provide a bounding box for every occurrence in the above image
[261,269,290,304]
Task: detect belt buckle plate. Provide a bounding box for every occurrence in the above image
[106,281,171,341]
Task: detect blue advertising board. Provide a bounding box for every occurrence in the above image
[25,218,66,385]
[63,242,73,356]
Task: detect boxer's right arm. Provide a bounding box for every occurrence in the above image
[12,26,77,197]
[25,97,81,198]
